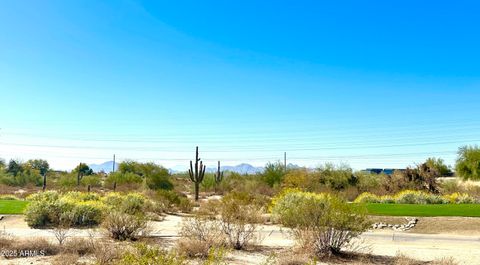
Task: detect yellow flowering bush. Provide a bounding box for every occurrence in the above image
[354,190,477,204]
[25,191,157,228]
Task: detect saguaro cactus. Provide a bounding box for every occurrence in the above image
[42,174,47,191]
[214,161,224,193]
[188,146,206,201]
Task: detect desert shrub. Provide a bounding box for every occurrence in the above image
[102,192,155,215]
[105,171,142,186]
[25,191,105,227]
[202,247,229,265]
[146,169,174,190]
[178,215,225,258]
[80,175,102,187]
[271,190,370,257]
[442,192,477,204]
[120,193,146,215]
[119,243,187,265]
[354,190,478,204]
[354,192,380,203]
[25,192,65,227]
[200,174,217,192]
[197,199,222,216]
[102,211,149,241]
[51,253,81,265]
[156,190,193,213]
[261,162,286,187]
[219,192,264,250]
[440,180,462,194]
[58,174,77,188]
[93,240,123,265]
[379,195,395,204]
[61,191,101,202]
[62,237,95,256]
[26,191,157,228]
[68,201,106,226]
[355,172,384,193]
[0,194,19,200]
[11,237,61,256]
[393,190,448,204]
[394,190,430,204]
[282,169,312,190]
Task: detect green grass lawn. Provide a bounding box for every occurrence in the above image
[0,200,29,214]
[364,203,480,217]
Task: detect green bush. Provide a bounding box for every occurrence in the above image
[68,201,106,226]
[353,192,380,203]
[353,190,477,205]
[156,190,193,213]
[145,169,173,190]
[80,175,102,187]
[261,162,285,187]
[105,172,142,186]
[219,192,264,250]
[271,190,370,256]
[119,243,186,265]
[25,191,157,228]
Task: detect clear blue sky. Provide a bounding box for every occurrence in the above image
[0,0,479,170]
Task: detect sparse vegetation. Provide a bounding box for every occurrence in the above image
[271,189,370,257]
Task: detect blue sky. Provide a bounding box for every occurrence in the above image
[0,0,479,170]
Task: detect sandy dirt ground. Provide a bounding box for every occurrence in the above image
[0,215,479,264]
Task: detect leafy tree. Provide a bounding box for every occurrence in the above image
[118,160,139,174]
[0,159,5,169]
[26,159,50,176]
[73,163,94,176]
[425,157,452,177]
[455,145,480,180]
[317,163,355,190]
[116,161,173,190]
[145,166,173,190]
[6,159,23,176]
[261,162,285,187]
[106,171,143,186]
[73,163,93,186]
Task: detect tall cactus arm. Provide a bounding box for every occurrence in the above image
[188,160,195,182]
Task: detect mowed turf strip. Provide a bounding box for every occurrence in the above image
[0,200,29,214]
[364,203,480,217]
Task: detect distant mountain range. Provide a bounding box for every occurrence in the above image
[169,163,264,174]
[89,161,299,174]
[88,161,118,173]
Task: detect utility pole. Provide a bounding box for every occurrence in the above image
[284,152,287,171]
[112,154,116,192]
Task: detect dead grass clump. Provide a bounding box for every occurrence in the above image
[14,237,61,256]
[197,199,222,216]
[62,237,96,256]
[394,253,424,265]
[432,257,458,265]
[51,253,81,265]
[177,238,211,258]
[93,240,124,265]
[177,216,225,258]
[275,252,313,265]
